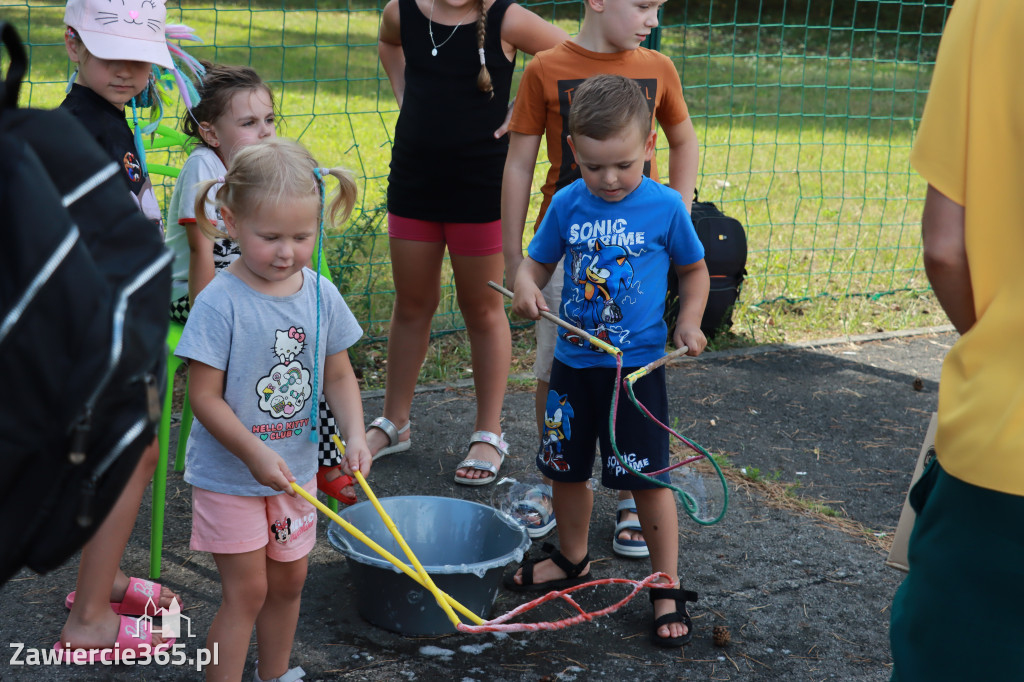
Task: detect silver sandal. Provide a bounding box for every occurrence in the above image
[366,416,411,461]
[453,431,508,486]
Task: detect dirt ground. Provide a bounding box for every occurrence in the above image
[0,328,953,681]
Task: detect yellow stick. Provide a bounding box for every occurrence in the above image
[331,437,462,628]
[351,471,461,626]
[487,280,621,357]
[623,346,691,384]
[290,482,484,626]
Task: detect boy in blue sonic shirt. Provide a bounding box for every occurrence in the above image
[510,74,709,648]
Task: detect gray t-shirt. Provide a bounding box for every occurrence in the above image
[176,268,363,496]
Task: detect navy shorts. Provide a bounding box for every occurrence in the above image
[538,358,670,491]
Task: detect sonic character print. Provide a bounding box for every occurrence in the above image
[541,390,575,472]
[565,240,634,350]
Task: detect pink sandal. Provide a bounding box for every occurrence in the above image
[64,577,175,616]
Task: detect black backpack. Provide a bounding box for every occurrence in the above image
[0,23,171,585]
[666,191,748,340]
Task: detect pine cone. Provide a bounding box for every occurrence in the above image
[712,624,731,647]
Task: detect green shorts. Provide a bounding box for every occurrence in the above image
[890,460,1024,680]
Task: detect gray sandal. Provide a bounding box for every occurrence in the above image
[366,416,411,461]
[453,430,508,486]
[612,499,650,558]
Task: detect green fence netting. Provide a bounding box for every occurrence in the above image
[1,0,952,342]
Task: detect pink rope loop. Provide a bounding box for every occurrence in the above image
[455,572,673,634]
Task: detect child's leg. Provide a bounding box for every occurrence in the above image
[536,388,642,542]
[60,437,174,648]
[449,249,510,479]
[253,556,308,680]
[366,235,446,456]
[513,359,606,584]
[531,265,643,543]
[194,479,316,680]
[632,486,687,640]
[206,549,269,682]
[603,366,685,640]
[511,480,592,585]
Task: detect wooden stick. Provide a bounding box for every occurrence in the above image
[488,280,621,356]
[623,346,690,384]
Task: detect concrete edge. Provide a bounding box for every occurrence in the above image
[359,324,956,401]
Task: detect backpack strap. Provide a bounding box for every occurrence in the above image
[0,22,27,112]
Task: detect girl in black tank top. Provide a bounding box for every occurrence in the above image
[374,0,566,484]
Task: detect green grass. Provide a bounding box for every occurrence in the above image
[784,483,842,517]
[709,452,734,469]
[4,0,950,381]
[740,466,782,484]
[350,325,537,390]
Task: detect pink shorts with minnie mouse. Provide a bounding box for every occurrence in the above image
[190,477,317,562]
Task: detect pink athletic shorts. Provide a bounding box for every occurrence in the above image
[190,477,317,562]
[387,213,502,256]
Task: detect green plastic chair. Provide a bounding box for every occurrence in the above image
[130,122,190,179]
[141,124,190,579]
[151,321,189,578]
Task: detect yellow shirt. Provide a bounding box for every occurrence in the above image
[911,0,1024,494]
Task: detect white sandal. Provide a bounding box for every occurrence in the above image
[453,431,508,486]
[366,416,411,461]
[253,664,305,682]
[612,499,649,558]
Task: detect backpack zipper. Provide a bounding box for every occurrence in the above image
[76,415,148,527]
[69,252,170,526]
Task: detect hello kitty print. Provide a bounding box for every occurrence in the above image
[253,326,313,423]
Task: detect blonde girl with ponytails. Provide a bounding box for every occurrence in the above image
[176,139,370,682]
[374,0,566,484]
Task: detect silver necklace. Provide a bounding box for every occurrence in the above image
[428,0,475,56]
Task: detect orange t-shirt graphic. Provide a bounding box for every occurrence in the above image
[509,41,690,228]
